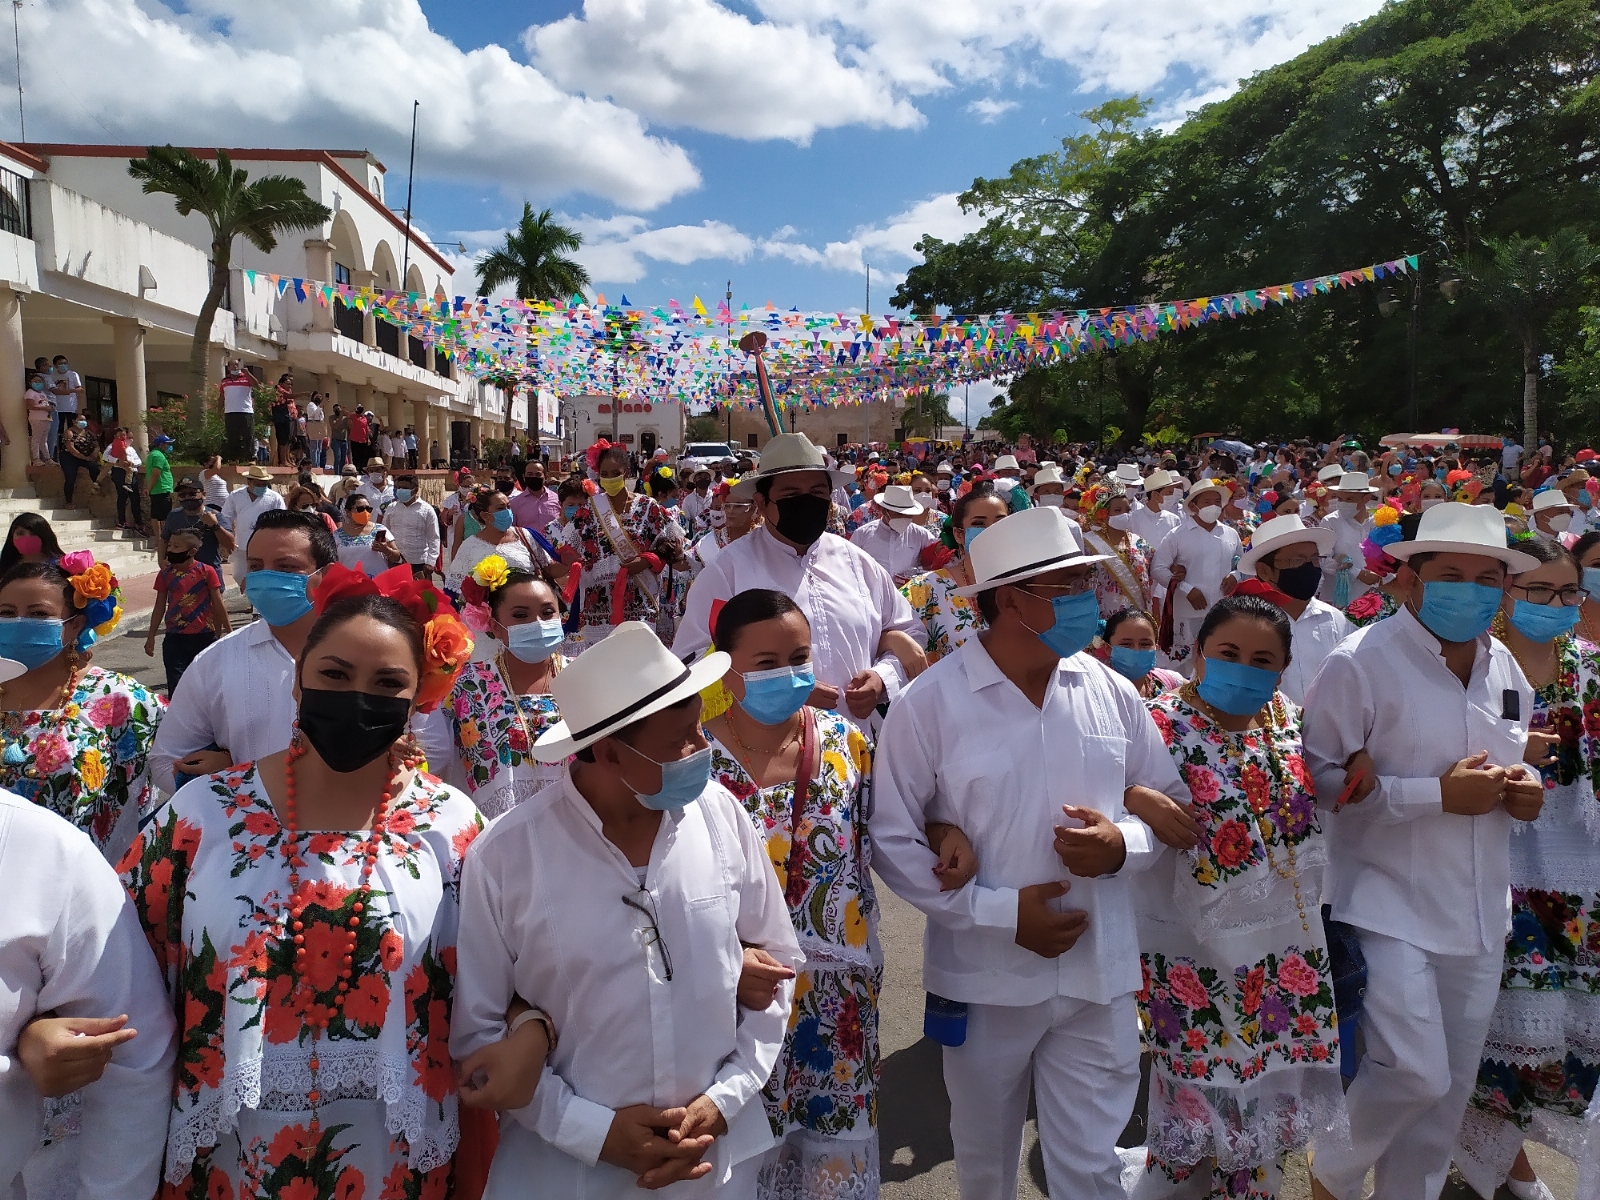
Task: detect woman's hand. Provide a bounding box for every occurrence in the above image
[1123,785,1201,850]
[17,1015,139,1097]
[736,946,795,1009]
[927,822,978,890]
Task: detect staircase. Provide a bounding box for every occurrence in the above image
[0,485,160,580]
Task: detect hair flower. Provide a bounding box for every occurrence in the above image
[472,555,510,592]
[70,562,115,606]
[58,550,96,577]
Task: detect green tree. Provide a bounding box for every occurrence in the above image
[476,204,592,438]
[900,390,953,437]
[1468,230,1599,449]
[684,413,724,442]
[128,147,332,428]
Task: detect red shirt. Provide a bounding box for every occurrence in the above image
[156,562,221,634]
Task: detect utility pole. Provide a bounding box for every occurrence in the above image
[725,278,732,445]
[400,100,418,285]
[11,2,23,142]
[864,262,870,317]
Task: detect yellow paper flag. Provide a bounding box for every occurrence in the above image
[692,296,707,316]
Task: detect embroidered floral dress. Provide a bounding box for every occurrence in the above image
[0,664,164,862]
[1132,691,1345,1200]
[556,491,683,632]
[900,568,984,664]
[1343,588,1401,629]
[1457,636,1600,1196]
[117,763,483,1200]
[1083,525,1153,618]
[427,658,567,819]
[707,711,882,1200]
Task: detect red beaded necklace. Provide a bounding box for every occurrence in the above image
[279,734,419,1129]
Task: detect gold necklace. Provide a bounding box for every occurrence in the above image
[720,707,801,778]
[495,651,560,757]
[1578,604,1600,647]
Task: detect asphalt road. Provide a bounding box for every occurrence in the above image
[98,608,1579,1200]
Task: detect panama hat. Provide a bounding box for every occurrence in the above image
[1335,471,1380,496]
[532,622,730,762]
[0,658,24,685]
[1188,478,1232,504]
[1030,466,1067,491]
[1238,514,1335,576]
[1317,464,1346,484]
[953,505,1109,597]
[1386,503,1539,573]
[731,433,852,498]
[245,464,274,482]
[1141,468,1181,491]
[1532,489,1573,513]
[1112,463,1144,488]
[874,484,927,517]
[992,454,1022,472]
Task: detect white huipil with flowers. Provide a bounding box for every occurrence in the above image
[117,764,483,1199]
[1132,690,1346,1196]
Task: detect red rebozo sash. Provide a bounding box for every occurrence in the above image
[453,1104,500,1200]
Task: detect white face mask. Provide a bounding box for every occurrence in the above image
[708,509,727,528]
[1107,511,1131,530]
[1196,504,1222,524]
[1163,494,1182,513]
[1420,496,1445,510]
[1546,513,1572,534]
[1335,500,1361,518]
[1036,494,1065,508]
[887,516,913,533]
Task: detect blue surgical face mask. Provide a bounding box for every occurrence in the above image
[248,485,267,500]
[505,618,565,664]
[395,487,414,503]
[563,504,579,521]
[1417,580,1503,643]
[1388,463,1402,476]
[492,508,515,532]
[1025,589,1100,659]
[1585,567,1600,600]
[0,617,64,671]
[1108,644,1157,681]
[962,524,987,550]
[243,568,313,627]
[1580,491,1593,509]
[1196,656,1280,715]
[1509,598,1581,643]
[737,664,816,725]
[623,743,713,811]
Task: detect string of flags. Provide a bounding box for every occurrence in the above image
[242,254,1418,414]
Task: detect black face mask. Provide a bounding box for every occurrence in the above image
[495,479,514,495]
[297,687,412,773]
[772,493,832,547]
[1272,560,1323,602]
[181,497,202,512]
[166,552,192,566]
[525,476,545,492]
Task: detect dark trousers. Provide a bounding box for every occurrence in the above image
[53,411,76,459]
[111,466,143,527]
[150,491,173,522]
[350,441,371,470]
[60,454,99,504]
[224,412,254,463]
[162,630,216,698]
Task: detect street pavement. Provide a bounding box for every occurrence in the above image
[95,609,1579,1200]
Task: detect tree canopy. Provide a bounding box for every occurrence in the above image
[897,0,1600,447]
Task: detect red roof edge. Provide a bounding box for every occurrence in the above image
[0,140,48,173]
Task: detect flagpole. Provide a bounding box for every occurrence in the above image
[400,100,418,285]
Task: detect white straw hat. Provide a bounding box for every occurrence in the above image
[874,484,926,517]
[953,506,1108,597]
[1141,468,1181,491]
[731,433,853,498]
[993,454,1021,472]
[1317,464,1346,484]
[1532,489,1573,513]
[1112,463,1144,488]
[1030,466,1067,491]
[1335,471,1380,496]
[1386,503,1539,573]
[1238,514,1335,576]
[532,622,730,761]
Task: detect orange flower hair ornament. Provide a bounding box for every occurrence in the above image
[310,564,474,712]
[57,549,122,651]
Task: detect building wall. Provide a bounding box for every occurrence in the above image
[565,394,685,455]
[720,399,901,451]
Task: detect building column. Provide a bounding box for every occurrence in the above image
[104,316,150,454]
[304,239,336,333]
[468,415,481,463]
[412,398,431,468]
[0,286,25,489]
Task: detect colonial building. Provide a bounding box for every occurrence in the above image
[717,396,903,451]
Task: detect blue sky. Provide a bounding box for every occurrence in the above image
[18,0,1384,321]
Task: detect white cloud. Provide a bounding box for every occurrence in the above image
[570,215,756,283]
[527,0,920,142]
[967,98,1018,122]
[19,0,700,210]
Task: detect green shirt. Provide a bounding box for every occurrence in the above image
[146,448,173,495]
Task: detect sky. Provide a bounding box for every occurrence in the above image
[8,0,1387,414]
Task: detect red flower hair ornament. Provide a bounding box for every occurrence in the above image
[309,564,475,712]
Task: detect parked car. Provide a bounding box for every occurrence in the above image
[678,441,738,473]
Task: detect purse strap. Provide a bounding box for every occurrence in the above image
[783,707,817,900]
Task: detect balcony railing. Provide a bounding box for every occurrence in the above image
[375,318,400,357]
[0,170,31,239]
[408,336,428,369]
[334,299,364,343]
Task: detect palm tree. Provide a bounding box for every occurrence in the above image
[476,204,592,440]
[1470,230,1598,452]
[129,147,332,428]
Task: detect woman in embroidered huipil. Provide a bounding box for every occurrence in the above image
[1456,538,1600,1200]
[117,567,483,1199]
[417,560,569,819]
[1127,595,1345,1199]
[0,555,159,864]
[899,482,1009,664]
[1078,482,1154,619]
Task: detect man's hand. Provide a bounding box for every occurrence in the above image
[598,1105,712,1185]
[1338,751,1377,806]
[1524,730,1560,769]
[641,1094,728,1186]
[176,749,233,777]
[736,946,795,1010]
[197,509,219,527]
[843,670,886,718]
[1502,765,1546,822]
[928,822,978,891]
[1015,881,1088,959]
[807,682,842,711]
[1440,751,1508,817]
[456,1018,550,1111]
[1122,786,1200,850]
[143,635,156,658]
[17,1015,138,1097]
[1357,569,1382,585]
[1053,805,1127,876]
[1186,588,1207,609]
[1168,564,1187,583]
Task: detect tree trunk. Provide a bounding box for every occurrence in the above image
[188,244,231,428]
[1523,338,1539,461]
[1112,352,1154,440]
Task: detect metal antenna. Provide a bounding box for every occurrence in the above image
[400,100,418,286]
[11,3,23,142]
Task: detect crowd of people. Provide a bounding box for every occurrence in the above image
[3,424,1600,1200]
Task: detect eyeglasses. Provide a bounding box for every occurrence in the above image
[1510,584,1588,607]
[621,889,673,981]
[1016,577,1095,598]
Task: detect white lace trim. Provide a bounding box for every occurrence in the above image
[164,1041,458,1184]
[1145,1062,1348,1173]
[757,1129,879,1200]
[1508,776,1600,893]
[795,935,883,972]
[1480,988,1600,1068]
[1181,846,1327,941]
[1457,1104,1590,1199]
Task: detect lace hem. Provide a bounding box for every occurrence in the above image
[1480,988,1600,1068]
[1178,847,1327,942]
[1145,1062,1348,1173]
[796,936,883,972]
[1457,1104,1589,1199]
[163,1042,457,1184]
[757,1129,879,1200]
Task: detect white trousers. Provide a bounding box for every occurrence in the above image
[1311,930,1502,1200]
[942,993,1141,1200]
